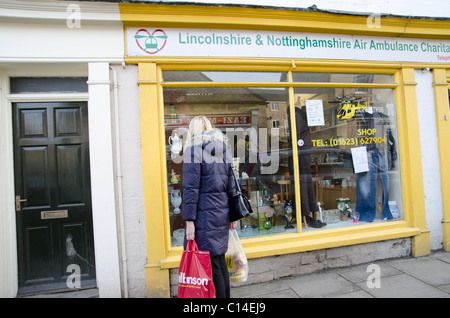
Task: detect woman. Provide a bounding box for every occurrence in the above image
[182,115,237,298]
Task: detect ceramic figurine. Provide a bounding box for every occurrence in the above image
[272,194,280,205]
[171,189,182,214]
[170,169,180,184]
[168,132,182,160]
[283,200,295,229]
[316,202,324,223]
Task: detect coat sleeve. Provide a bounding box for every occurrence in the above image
[182,146,201,221]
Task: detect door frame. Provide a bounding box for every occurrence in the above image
[0,63,122,297]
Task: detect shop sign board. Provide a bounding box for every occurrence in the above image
[165,115,251,127]
[128,27,450,63]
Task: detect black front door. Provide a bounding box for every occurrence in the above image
[13,102,96,294]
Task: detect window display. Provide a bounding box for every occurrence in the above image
[163,71,402,246]
[293,84,402,229]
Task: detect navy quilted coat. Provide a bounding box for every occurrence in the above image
[182,129,236,257]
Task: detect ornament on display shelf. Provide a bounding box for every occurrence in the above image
[272,194,280,205]
[168,132,182,160]
[316,202,324,223]
[171,189,182,214]
[263,220,272,230]
[262,187,270,205]
[283,199,295,229]
[168,104,177,123]
[170,169,180,184]
[336,197,352,221]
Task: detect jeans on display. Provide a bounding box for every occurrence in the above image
[355,149,393,222]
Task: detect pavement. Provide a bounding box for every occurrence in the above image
[230,249,450,298]
[19,287,99,298]
[20,250,450,298]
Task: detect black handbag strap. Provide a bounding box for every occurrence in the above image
[225,156,253,215]
[232,168,242,195]
[223,155,242,195]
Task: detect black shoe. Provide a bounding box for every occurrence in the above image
[305,215,326,228]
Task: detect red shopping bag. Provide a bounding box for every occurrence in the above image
[178,240,216,298]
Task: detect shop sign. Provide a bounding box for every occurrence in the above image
[165,115,251,127]
[128,27,450,63]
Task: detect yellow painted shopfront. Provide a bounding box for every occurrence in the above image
[119,4,450,297]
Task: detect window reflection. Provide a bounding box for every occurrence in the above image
[292,72,393,84]
[163,71,287,82]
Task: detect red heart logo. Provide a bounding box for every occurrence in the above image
[134,29,168,55]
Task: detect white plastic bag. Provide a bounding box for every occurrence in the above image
[225,229,248,283]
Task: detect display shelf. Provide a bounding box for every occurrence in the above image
[315,162,344,166]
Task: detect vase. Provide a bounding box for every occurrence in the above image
[171,189,182,214]
[257,212,267,231]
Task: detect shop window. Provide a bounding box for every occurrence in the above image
[293,83,402,231]
[163,71,402,246]
[164,85,295,246]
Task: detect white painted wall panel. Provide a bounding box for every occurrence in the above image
[0,21,123,61]
[88,62,122,297]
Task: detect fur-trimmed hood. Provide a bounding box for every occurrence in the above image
[184,128,227,149]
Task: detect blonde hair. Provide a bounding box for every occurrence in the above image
[185,115,213,144]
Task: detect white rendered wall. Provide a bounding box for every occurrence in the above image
[415,69,444,250]
[111,64,147,298]
[88,62,122,298]
[0,0,123,63]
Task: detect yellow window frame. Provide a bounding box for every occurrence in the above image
[434,68,450,251]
